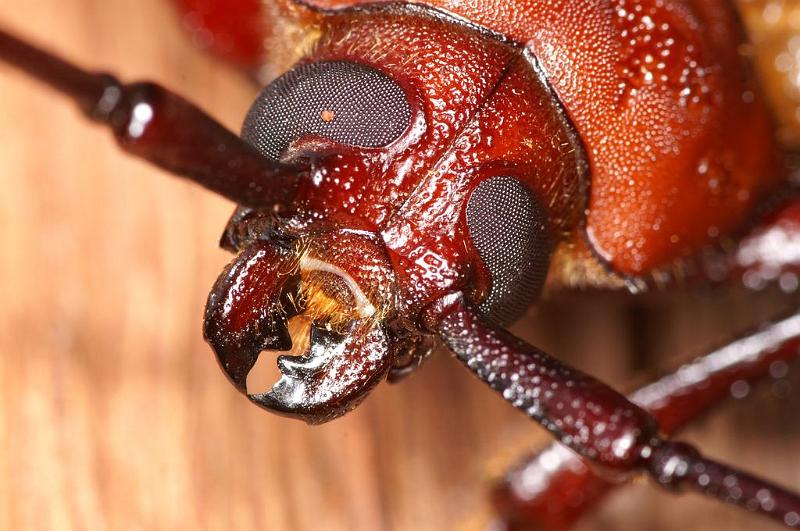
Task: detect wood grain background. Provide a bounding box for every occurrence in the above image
[0,1,798,530]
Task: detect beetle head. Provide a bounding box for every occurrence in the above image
[0,5,574,425]
[203,9,575,423]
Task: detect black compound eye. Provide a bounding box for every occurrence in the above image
[466,176,551,324]
[242,61,412,160]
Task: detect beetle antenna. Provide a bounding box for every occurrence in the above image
[435,295,800,528]
[0,27,301,208]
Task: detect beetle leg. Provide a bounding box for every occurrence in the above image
[701,188,800,289]
[492,312,800,530]
[432,295,800,529]
[0,27,302,208]
[172,0,268,70]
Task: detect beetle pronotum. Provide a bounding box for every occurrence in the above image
[1,1,800,531]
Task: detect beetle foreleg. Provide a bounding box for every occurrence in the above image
[432,296,800,529]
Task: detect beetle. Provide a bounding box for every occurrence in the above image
[1,0,800,530]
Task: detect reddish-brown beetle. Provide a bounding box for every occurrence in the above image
[2,0,800,529]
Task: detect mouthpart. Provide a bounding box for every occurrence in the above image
[203,228,397,424]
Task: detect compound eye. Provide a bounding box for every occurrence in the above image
[466,176,551,324]
[242,61,412,160]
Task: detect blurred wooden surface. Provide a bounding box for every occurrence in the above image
[0,1,798,530]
